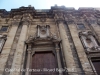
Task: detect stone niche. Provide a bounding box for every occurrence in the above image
[37,25,50,38]
[79,31,100,51]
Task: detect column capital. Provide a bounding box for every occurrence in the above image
[27,49,32,54]
[53,40,61,51]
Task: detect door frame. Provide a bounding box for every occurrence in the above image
[25,37,63,75]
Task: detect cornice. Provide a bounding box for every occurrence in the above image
[0,5,100,19]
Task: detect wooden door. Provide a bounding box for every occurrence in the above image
[31,52,58,75]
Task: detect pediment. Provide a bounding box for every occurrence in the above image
[25,35,60,45]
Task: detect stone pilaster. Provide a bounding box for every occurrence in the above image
[0,23,19,75]
[25,48,32,75]
[68,23,94,75]
[58,21,77,74]
[54,41,62,75]
[9,22,28,75]
[0,35,7,52]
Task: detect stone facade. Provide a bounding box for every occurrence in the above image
[0,5,100,75]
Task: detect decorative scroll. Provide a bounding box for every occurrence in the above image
[79,31,100,51]
[65,14,75,24]
[55,12,64,20]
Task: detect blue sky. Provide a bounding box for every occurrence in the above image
[0,0,100,11]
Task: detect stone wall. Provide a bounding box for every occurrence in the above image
[0,5,100,75]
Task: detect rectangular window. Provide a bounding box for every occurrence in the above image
[92,60,100,75]
[0,26,8,32]
[77,24,85,29]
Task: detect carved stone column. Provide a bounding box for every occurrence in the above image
[37,25,40,37]
[54,40,62,75]
[10,21,28,75]
[25,44,32,75]
[46,25,50,37]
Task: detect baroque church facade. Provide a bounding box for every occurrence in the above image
[0,5,100,75]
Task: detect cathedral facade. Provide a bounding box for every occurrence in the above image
[0,5,100,75]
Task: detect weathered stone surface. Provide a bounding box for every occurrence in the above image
[10,25,28,75]
[0,26,18,75]
[58,22,77,72]
[68,24,93,73]
[0,5,100,75]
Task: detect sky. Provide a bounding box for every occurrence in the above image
[0,0,100,11]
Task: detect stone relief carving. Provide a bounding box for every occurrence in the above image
[37,25,50,38]
[79,31,100,51]
[5,18,9,23]
[66,14,75,24]
[55,12,64,20]
[22,14,32,22]
[13,15,22,21]
[26,25,60,44]
[40,18,46,22]
[84,14,97,25]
